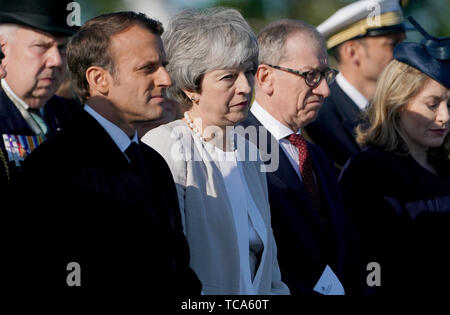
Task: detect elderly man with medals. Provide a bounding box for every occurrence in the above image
[0,0,78,182]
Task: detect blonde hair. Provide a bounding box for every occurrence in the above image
[356,59,450,155]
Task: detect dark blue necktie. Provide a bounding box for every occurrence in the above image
[125,142,145,174]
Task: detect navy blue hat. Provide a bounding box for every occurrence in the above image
[394,17,450,88]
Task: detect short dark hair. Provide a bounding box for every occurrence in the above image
[67,11,163,103]
[331,45,342,64]
[332,37,368,65]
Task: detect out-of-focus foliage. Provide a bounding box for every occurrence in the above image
[75,0,449,37]
[76,0,126,23]
[206,0,450,36]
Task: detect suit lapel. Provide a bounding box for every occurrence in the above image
[75,108,161,222]
[237,140,268,244]
[247,112,322,223]
[0,90,34,135]
[309,144,345,256]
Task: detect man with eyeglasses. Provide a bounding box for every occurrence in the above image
[305,0,408,170]
[240,19,364,295]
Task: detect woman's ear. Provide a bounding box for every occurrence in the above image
[181,89,200,103]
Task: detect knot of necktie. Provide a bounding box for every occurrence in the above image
[27,108,48,136]
[287,133,309,172]
[125,141,143,167]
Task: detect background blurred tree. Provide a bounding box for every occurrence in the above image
[75,0,449,38]
[196,0,450,38]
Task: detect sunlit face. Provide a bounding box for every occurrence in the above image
[189,61,255,128]
[105,25,171,131]
[269,32,331,131]
[1,26,67,108]
[399,79,450,151]
[358,32,405,82]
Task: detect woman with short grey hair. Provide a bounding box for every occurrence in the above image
[142,7,289,295]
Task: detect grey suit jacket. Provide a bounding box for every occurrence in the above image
[142,120,289,295]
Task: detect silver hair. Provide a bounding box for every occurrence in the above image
[257,19,326,65]
[162,7,258,106]
[0,24,18,44]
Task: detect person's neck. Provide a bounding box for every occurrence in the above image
[339,68,376,101]
[408,141,437,175]
[87,100,135,138]
[255,96,303,132]
[3,79,47,109]
[21,96,47,109]
[185,110,234,152]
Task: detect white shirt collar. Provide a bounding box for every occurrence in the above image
[84,104,138,155]
[250,101,300,141]
[1,79,30,110]
[335,72,369,110]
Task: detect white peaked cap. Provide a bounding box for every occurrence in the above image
[318,0,407,49]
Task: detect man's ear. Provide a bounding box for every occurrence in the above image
[255,64,274,95]
[341,40,361,66]
[86,66,110,96]
[0,35,9,66]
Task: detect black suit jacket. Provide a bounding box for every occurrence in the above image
[305,81,363,169]
[0,89,77,182]
[239,112,362,295]
[7,107,201,296]
[339,148,450,295]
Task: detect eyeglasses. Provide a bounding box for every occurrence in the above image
[265,64,338,88]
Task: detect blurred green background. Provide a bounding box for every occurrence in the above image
[76,0,449,40]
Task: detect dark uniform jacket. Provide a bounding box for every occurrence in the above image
[0,89,77,182]
[305,81,363,169]
[339,148,450,295]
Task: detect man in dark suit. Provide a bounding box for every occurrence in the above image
[305,0,408,169]
[11,12,201,296]
[239,19,362,295]
[0,0,78,181]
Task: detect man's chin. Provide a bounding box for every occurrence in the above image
[33,86,58,99]
[28,91,56,107]
[145,106,164,121]
[303,111,320,126]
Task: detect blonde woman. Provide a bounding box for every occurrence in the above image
[339,19,450,295]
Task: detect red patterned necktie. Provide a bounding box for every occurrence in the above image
[287,133,321,211]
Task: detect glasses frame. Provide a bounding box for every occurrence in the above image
[265,63,338,88]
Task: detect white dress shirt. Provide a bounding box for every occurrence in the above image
[335,72,369,110]
[84,104,138,163]
[250,101,304,181]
